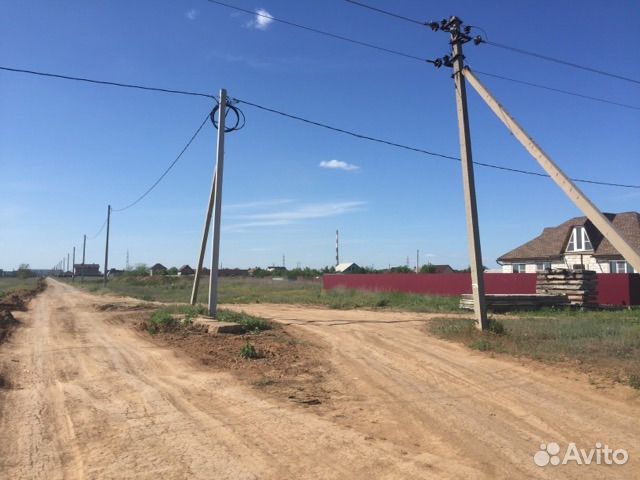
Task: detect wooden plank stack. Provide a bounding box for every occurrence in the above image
[536,269,597,306]
[459,294,568,311]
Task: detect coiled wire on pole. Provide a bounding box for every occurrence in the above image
[210,99,245,132]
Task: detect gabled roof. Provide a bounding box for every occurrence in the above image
[150,263,166,270]
[498,212,640,262]
[336,262,358,272]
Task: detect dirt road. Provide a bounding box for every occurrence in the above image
[0,280,638,479]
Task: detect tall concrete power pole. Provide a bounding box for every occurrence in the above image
[433,17,488,330]
[335,230,339,266]
[208,89,228,317]
[103,205,111,286]
[81,234,86,283]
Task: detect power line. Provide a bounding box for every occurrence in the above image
[484,41,640,86]
[341,1,640,86]
[203,0,428,63]
[0,66,216,99]
[344,0,426,25]
[233,97,640,189]
[2,64,638,189]
[474,70,640,111]
[112,111,212,212]
[87,217,108,240]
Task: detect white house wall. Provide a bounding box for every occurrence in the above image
[502,254,612,273]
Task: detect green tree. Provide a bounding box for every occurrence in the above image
[17,264,32,279]
[420,263,437,273]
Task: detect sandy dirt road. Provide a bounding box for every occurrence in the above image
[0,280,638,479]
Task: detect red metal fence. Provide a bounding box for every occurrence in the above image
[323,273,640,306]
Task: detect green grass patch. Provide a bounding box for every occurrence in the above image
[239,342,259,359]
[0,278,40,298]
[217,310,271,332]
[65,276,460,313]
[147,310,179,334]
[429,311,640,389]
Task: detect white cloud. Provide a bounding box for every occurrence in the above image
[225,200,366,231]
[319,159,360,172]
[246,8,274,30]
[185,9,199,20]
[225,199,293,210]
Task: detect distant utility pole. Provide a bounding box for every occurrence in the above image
[72,247,76,282]
[103,205,111,286]
[335,229,340,266]
[67,253,70,273]
[126,249,130,271]
[81,234,86,283]
[416,249,420,273]
[436,16,489,330]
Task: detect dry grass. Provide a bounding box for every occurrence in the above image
[429,311,640,389]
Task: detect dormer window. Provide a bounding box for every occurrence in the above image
[566,226,593,252]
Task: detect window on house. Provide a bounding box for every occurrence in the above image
[512,264,526,273]
[566,226,593,252]
[535,262,551,272]
[610,261,635,274]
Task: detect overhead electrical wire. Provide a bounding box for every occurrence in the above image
[483,41,640,86]
[343,0,427,25]
[473,70,640,111]
[0,66,216,99]
[1,65,638,189]
[232,97,640,190]
[111,111,213,212]
[342,0,640,86]
[87,217,108,240]
[203,0,429,62]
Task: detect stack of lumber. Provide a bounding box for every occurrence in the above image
[536,269,597,306]
[459,294,568,311]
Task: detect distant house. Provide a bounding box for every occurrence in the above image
[107,268,124,278]
[498,212,639,273]
[150,263,167,276]
[219,268,249,277]
[199,267,211,275]
[74,264,101,277]
[266,266,287,274]
[335,262,360,274]
[178,265,195,276]
[430,264,454,274]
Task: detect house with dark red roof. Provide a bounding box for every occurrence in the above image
[498,212,640,274]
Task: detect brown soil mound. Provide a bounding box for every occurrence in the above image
[0,310,19,344]
[139,321,331,406]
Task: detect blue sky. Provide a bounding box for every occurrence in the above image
[1,0,639,271]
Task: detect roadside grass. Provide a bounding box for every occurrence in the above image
[145,306,272,335]
[67,276,460,313]
[0,278,40,298]
[429,311,640,389]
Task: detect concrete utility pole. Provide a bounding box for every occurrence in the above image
[72,247,76,282]
[67,253,70,273]
[448,17,488,330]
[335,230,340,266]
[103,205,111,286]
[81,234,86,283]
[191,169,217,305]
[462,68,640,273]
[207,89,228,317]
[416,249,420,273]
